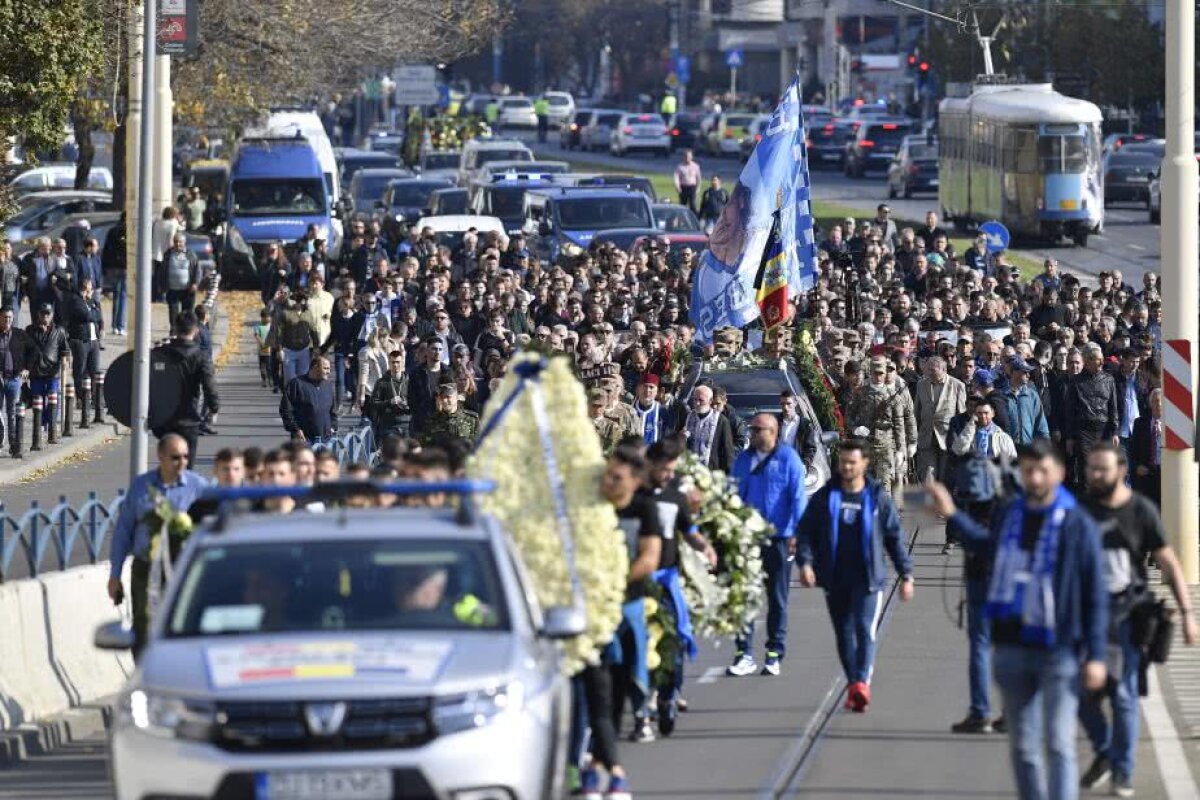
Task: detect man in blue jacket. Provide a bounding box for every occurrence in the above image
[726,413,807,678]
[1001,356,1050,446]
[928,439,1108,800]
[797,438,914,712]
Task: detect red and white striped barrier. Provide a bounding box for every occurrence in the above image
[1162,339,1195,450]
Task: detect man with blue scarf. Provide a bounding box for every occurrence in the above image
[929,439,1109,800]
[796,438,913,712]
[726,413,808,678]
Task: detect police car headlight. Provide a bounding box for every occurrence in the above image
[120,689,215,741]
[432,681,525,735]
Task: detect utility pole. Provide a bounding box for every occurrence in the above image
[1161,0,1199,583]
[153,55,173,220]
[130,0,157,480]
[124,0,144,340]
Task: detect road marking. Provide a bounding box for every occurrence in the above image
[1128,243,1147,251]
[1145,666,1200,800]
[697,667,725,684]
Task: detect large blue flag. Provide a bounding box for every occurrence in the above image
[689,77,817,343]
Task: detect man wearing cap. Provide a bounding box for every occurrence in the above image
[1000,356,1050,447]
[846,356,907,494]
[420,384,479,447]
[971,369,1012,436]
[26,301,70,430]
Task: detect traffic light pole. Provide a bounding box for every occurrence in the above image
[130,0,157,481]
[1162,0,1199,583]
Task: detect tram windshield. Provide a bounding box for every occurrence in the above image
[1038,134,1087,174]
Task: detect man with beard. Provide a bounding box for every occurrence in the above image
[683,384,735,473]
[1077,443,1196,797]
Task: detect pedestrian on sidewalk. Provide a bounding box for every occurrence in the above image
[25,301,69,431]
[107,433,208,658]
[61,274,102,396]
[0,307,30,456]
[151,207,181,303]
[673,150,701,213]
[163,232,200,326]
[796,438,913,712]
[367,348,411,440]
[102,213,128,335]
[697,176,728,234]
[726,414,807,678]
[928,439,1109,800]
[280,353,338,444]
[1077,443,1196,797]
[151,311,219,462]
[0,242,19,317]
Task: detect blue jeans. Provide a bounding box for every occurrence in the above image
[736,538,792,658]
[1,377,20,450]
[334,352,349,401]
[825,583,884,684]
[967,577,993,718]
[282,347,311,385]
[1078,618,1140,780]
[111,275,127,331]
[1119,437,1134,486]
[993,645,1082,800]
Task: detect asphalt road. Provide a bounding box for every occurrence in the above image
[515,129,1162,285]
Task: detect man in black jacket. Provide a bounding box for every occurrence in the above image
[0,307,31,455]
[280,353,337,443]
[61,275,103,396]
[152,311,219,463]
[683,384,736,473]
[26,301,70,431]
[368,349,410,439]
[1064,343,1119,489]
[407,335,447,436]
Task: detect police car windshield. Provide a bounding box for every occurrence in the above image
[167,538,509,636]
[557,197,652,229]
[476,149,533,166]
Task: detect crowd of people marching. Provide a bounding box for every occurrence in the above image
[96,156,1200,800]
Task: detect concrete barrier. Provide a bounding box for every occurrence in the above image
[0,562,132,733]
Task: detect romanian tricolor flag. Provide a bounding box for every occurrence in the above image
[754,210,788,330]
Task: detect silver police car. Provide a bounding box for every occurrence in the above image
[96,488,581,800]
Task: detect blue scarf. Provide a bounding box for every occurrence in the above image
[653,567,698,660]
[637,401,661,445]
[974,424,995,458]
[985,486,1074,647]
[828,484,873,586]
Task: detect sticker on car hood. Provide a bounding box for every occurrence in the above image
[204,638,453,689]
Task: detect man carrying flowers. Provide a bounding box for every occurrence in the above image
[727,414,808,678]
[106,433,208,658]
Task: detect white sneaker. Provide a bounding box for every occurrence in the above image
[726,652,758,677]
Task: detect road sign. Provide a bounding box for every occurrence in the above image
[156,0,198,55]
[392,65,440,106]
[676,55,691,85]
[665,73,679,90]
[979,220,1010,254]
[725,49,744,69]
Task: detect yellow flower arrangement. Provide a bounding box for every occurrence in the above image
[470,354,628,675]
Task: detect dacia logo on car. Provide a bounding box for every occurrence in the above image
[303,702,348,737]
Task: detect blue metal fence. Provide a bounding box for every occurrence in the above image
[0,426,380,581]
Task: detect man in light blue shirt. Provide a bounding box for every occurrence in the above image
[107,433,208,656]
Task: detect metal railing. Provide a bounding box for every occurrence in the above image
[0,491,126,581]
[313,425,378,466]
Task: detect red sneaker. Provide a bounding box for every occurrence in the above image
[847,681,869,713]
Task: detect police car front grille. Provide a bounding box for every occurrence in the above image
[214,697,435,752]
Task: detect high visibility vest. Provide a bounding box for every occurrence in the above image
[660,94,678,115]
[534,98,550,116]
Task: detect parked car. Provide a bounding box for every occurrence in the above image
[1147,153,1200,224]
[844,119,916,178]
[4,191,116,243]
[610,113,671,157]
[559,109,593,150]
[497,96,538,129]
[11,210,214,275]
[348,167,414,216]
[8,164,113,196]
[887,135,939,198]
[651,203,703,233]
[579,110,625,152]
[1103,149,1159,206]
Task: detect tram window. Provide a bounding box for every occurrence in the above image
[1038,135,1087,174]
[1014,129,1038,172]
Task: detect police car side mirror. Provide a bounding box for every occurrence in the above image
[541,606,586,639]
[94,620,135,651]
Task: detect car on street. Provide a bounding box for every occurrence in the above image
[1103,148,1159,206]
[559,109,593,150]
[808,116,848,167]
[414,149,462,184]
[1147,153,1200,224]
[541,91,576,126]
[462,93,497,117]
[574,174,658,201]
[610,113,671,157]
[8,164,113,196]
[527,186,655,262]
[94,486,580,800]
[497,96,538,129]
[680,359,836,493]
[886,135,939,198]
[478,160,571,181]
[414,214,506,251]
[425,187,470,217]
[4,190,116,243]
[739,114,772,160]
[457,138,534,185]
[666,112,706,152]
[651,203,703,232]
[338,148,402,187]
[1101,132,1156,157]
[579,109,625,152]
[471,176,560,235]
[348,167,414,216]
[380,178,456,242]
[844,119,916,178]
[702,112,758,157]
[364,130,404,156]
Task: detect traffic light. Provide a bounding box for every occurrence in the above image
[919,60,930,73]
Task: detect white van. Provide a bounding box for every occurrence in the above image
[457,139,533,186]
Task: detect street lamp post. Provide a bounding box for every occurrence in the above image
[130,0,157,480]
[1162,0,1198,583]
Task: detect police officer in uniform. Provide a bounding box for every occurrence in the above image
[421,383,480,446]
[846,356,907,494]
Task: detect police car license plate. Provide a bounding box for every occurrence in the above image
[258,769,392,800]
